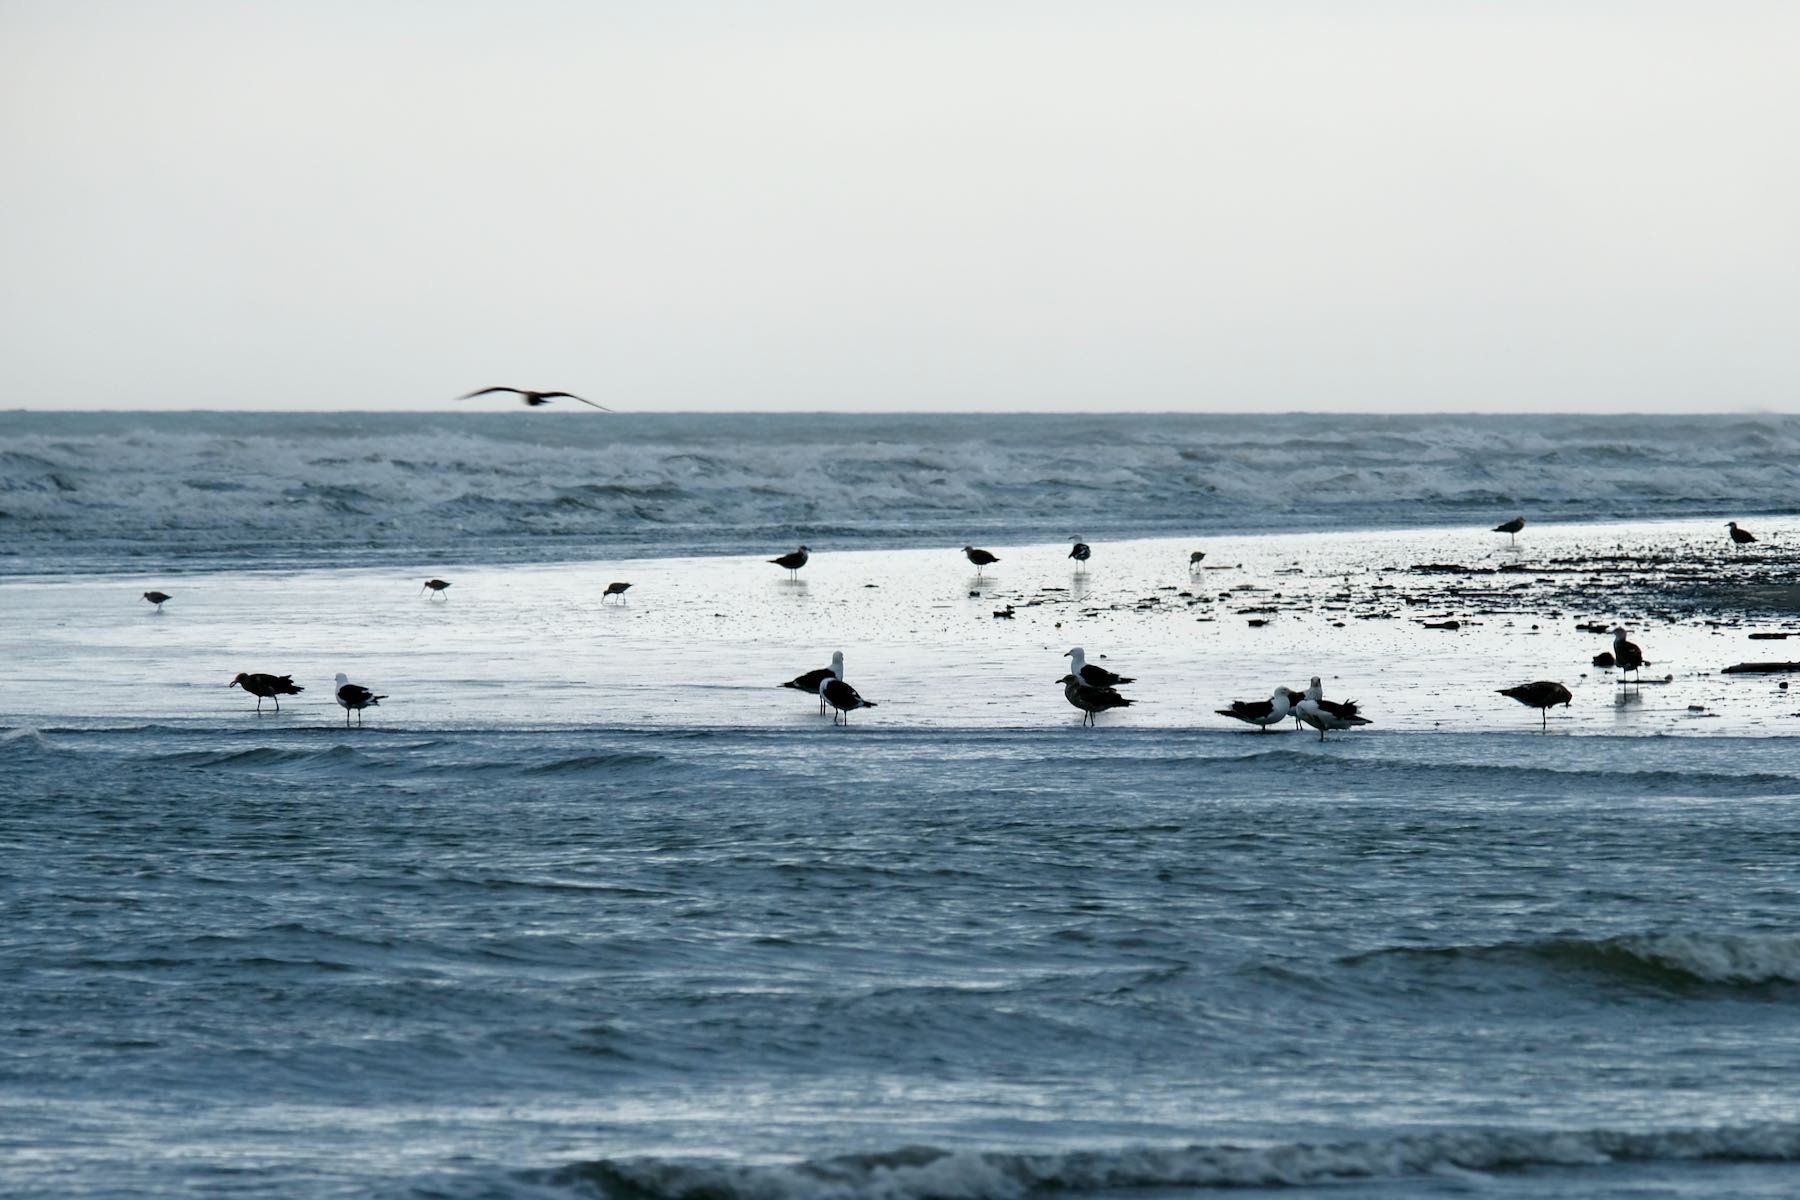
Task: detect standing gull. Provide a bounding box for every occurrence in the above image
[334,672,387,727]
[458,387,612,411]
[1068,539,1091,572]
[602,581,632,603]
[1610,626,1648,683]
[1492,517,1526,546]
[1727,521,1758,546]
[421,579,450,598]
[1188,551,1207,571]
[1216,687,1299,733]
[1058,675,1133,726]
[1499,680,1572,730]
[963,546,1000,577]
[769,546,810,579]
[229,672,303,713]
[142,590,172,612]
[1295,678,1373,740]
[1064,646,1134,688]
[782,650,844,715]
[820,676,876,725]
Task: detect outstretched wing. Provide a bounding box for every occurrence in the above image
[540,392,613,412]
[458,387,524,400]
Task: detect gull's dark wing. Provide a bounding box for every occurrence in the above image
[541,392,613,412]
[458,387,525,400]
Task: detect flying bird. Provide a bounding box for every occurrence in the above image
[334,672,387,727]
[1499,680,1572,730]
[781,650,844,714]
[963,546,1000,577]
[1492,517,1526,545]
[229,672,304,713]
[142,590,172,611]
[458,387,612,411]
[1058,674,1133,726]
[1216,687,1299,733]
[602,581,632,602]
[421,578,450,598]
[1064,646,1134,688]
[1728,521,1758,546]
[820,676,876,725]
[769,546,810,578]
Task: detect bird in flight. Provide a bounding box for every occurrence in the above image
[458,387,612,411]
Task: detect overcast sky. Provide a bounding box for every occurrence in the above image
[2,1,1796,412]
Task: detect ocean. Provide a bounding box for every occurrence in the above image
[5,411,1800,1199]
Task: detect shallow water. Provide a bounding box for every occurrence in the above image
[6,413,1800,1198]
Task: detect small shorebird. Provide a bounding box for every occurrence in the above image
[820,676,876,725]
[782,650,843,714]
[421,578,450,598]
[1295,678,1372,740]
[963,546,1000,577]
[602,581,632,602]
[142,590,172,611]
[334,672,387,727]
[1064,646,1134,689]
[1059,674,1134,726]
[1068,539,1091,571]
[230,672,304,713]
[1610,626,1648,683]
[457,387,612,411]
[1727,521,1758,546]
[1492,516,1526,546]
[1189,551,1207,571]
[769,546,810,578]
[1216,687,1299,733]
[1499,680,1572,729]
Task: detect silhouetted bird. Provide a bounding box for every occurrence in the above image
[458,387,611,411]
[1611,626,1647,683]
[1492,516,1525,545]
[230,672,303,713]
[602,581,632,602]
[142,591,172,611]
[1189,551,1207,570]
[1499,680,1572,729]
[1059,674,1134,726]
[820,676,876,725]
[1728,521,1758,546]
[769,546,810,578]
[1068,539,1091,570]
[963,546,999,577]
[421,579,450,598]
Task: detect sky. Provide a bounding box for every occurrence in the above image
[1,1,1796,413]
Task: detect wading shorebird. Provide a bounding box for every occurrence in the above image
[1499,680,1572,730]
[229,672,304,713]
[421,579,450,598]
[142,590,172,612]
[1059,674,1134,727]
[334,673,387,727]
[1492,516,1525,546]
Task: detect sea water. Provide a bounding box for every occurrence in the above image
[5,412,1800,1199]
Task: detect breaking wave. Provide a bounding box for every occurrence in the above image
[5,411,1800,573]
[509,1122,1800,1199]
